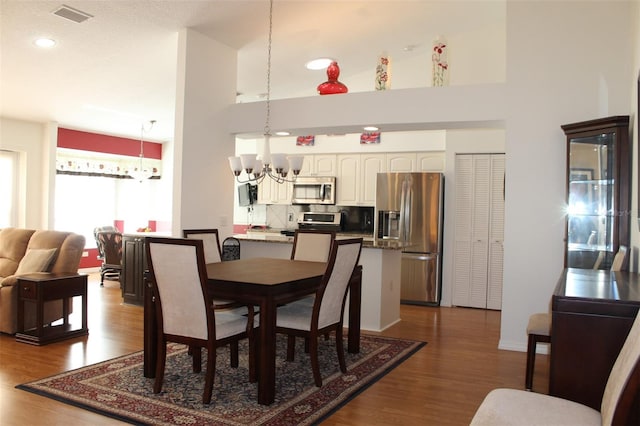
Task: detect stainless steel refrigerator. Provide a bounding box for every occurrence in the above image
[376,172,444,305]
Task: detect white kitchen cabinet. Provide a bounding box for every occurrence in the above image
[452,153,505,310]
[300,154,337,176]
[386,153,416,172]
[416,152,445,172]
[336,154,360,205]
[257,176,291,205]
[336,153,386,206]
[360,153,386,205]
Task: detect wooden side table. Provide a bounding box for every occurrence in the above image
[16,273,88,345]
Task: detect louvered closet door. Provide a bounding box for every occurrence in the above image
[486,155,505,310]
[452,155,474,306]
[453,153,504,310]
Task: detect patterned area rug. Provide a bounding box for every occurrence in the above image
[18,334,425,425]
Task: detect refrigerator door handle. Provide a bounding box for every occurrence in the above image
[399,180,407,243]
[401,179,412,242]
[403,253,435,261]
[406,182,412,241]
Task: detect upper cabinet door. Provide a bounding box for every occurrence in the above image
[312,155,337,176]
[387,153,416,172]
[562,116,630,270]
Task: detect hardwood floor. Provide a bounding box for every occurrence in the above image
[0,274,549,425]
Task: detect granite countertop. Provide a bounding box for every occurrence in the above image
[234,229,404,250]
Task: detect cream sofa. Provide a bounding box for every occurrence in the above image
[0,228,86,334]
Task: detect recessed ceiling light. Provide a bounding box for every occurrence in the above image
[275,131,290,136]
[363,126,379,132]
[305,58,334,70]
[34,38,56,48]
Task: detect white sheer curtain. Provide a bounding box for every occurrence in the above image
[0,150,19,228]
[55,174,117,248]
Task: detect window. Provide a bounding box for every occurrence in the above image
[55,174,117,248]
[0,150,19,227]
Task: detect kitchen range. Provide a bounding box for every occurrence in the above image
[278,208,374,238]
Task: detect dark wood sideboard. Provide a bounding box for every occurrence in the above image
[120,234,147,305]
[550,268,640,416]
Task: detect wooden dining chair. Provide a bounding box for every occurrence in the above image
[290,229,336,262]
[525,312,551,391]
[183,229,222,263]
[276,238,363,387]
[611,245,628,272]
[183,229,239,310]
[145,237,256,404]
[472,309,640,425]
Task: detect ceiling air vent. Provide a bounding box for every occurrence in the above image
[52,5,93,23]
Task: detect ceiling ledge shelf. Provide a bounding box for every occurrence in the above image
[227,83,506,138]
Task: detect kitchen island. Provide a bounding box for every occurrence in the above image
[233,231,403,332]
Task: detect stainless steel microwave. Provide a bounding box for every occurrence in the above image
[291,176,336,205]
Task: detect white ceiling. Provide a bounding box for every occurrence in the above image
[0,1,504,142]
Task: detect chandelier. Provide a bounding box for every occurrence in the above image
[129,120,155,182]
[228,0,303,184]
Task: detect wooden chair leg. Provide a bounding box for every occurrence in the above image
[310,335,322,387]
[192,345,202,373]
[525,334,537,391]
[203,345,216,404]
[154,340,167,394]
[287,335,296,361]
[230,341,239,368]
[335,327,346,373]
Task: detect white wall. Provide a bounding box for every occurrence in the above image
[0,117,48,228]
[500,1,633,351]
[173,29,237,240]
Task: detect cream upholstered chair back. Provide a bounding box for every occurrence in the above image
[291,229,336,263]
[147,238,210,340]
[610,245,628,272]
[317,238,362,329]
[600,309,640,425]
[183,229,222,264]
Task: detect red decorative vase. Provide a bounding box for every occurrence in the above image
[317,61,348,95]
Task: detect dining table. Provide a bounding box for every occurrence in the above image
[143,257,362,405]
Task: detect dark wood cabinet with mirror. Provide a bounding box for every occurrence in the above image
[562,116,630,270]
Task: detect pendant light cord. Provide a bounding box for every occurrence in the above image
[264,0,273,137]
[139,120,156,158]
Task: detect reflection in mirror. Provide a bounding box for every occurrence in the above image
[567,135,614,269]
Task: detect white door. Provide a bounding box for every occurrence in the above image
[452,153,505,310]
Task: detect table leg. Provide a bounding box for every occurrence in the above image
[348,265,362,353]
[81,282,88,333]
[36,291,44,339]
[258,297,277,405]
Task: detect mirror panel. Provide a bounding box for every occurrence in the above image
[562,116,630,270]
[567,136,614,268]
